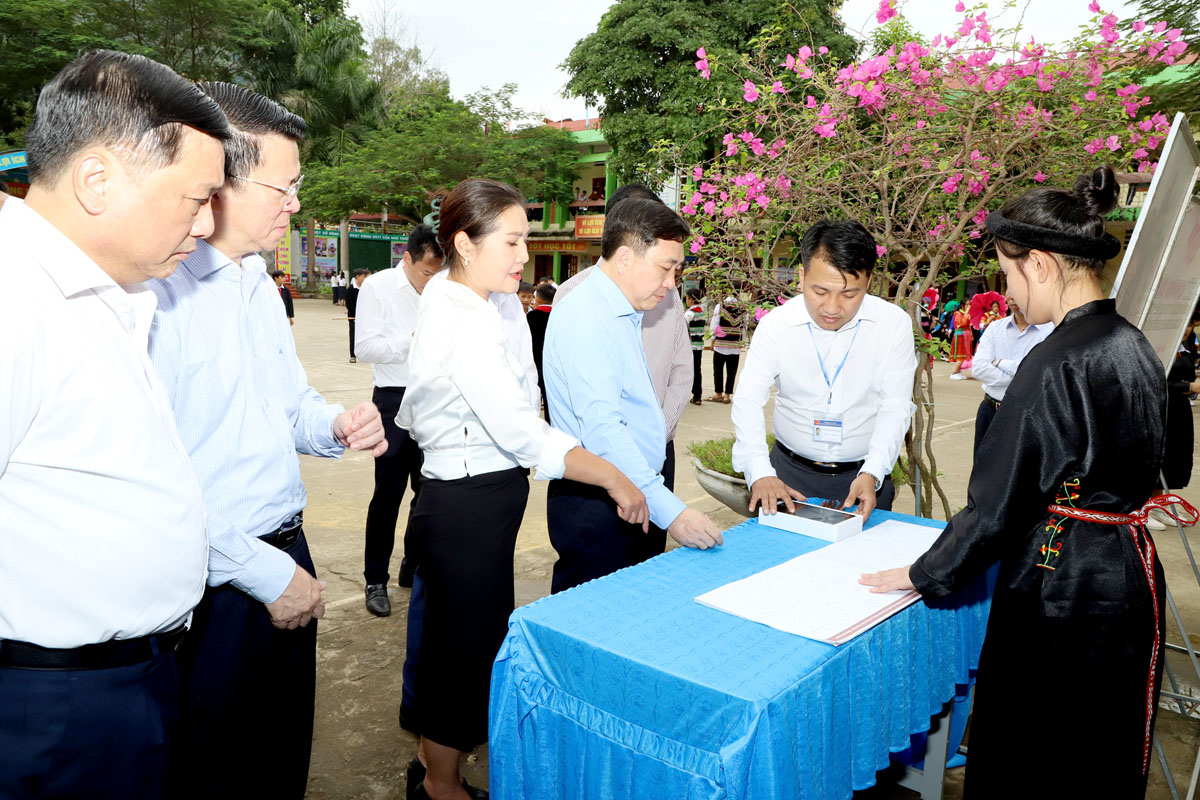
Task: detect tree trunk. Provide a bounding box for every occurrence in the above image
[306,217,318,291]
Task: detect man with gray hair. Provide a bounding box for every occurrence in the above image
[0,51,228,799]
[147,82,387,799]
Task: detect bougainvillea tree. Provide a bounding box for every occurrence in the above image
[681,0,1187,516]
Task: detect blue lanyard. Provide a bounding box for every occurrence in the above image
[808,321,862,405]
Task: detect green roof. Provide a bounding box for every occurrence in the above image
[1143,63,1199,87]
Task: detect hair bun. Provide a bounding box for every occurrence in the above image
[1072,165,1119,217]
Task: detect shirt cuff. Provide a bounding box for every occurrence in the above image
[646,481,687,529]
[226,540,298,604]
[740,455,777,490]
[859,458,888,491]
[534,427,578,481]
[317,405,347,457]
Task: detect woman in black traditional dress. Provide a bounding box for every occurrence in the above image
[862,166,1196,797]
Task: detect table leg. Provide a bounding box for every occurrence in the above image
[896,701,950,800]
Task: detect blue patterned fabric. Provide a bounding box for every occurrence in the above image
[489,511,991,799]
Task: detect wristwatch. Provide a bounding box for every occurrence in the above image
[859,470,882,492]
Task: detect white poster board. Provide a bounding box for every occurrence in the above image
[1111,113,1200,370]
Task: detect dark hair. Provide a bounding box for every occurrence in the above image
[800,220,879,278]
[601,197,691,260]
[26,50,229,184]
[994,166,1119,276]
[518,282,534,294]
[270,269,287,279]
[353,268,369,277]
[605,184,661,215]
[437,178,527,274]
[406,223,443,263]
[686,288,702,304]
[535,283,556,303]
[195,82,305,181]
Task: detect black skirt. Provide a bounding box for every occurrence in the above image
[407,467,529,751]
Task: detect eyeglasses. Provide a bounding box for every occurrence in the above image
[231,174,304,199]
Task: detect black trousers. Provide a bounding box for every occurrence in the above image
[713,351,739,394]
[364,386,423,586]
[973,397,999,459]
[769,444,895,510]
[348,319,356,358]
[169,530,318,800]
[547,442,674,595]
[408,468,529,752]
[0,642,180,800]
[691,349,703,401]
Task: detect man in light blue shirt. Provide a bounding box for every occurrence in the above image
[969,292,1053,456]
[147,83,386,800]
[544,197,722,593]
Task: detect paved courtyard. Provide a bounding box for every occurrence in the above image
[288,296,1200,799]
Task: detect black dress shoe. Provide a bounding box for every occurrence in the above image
[408,773,488,800]
[405,757,425,800]
[365,584,391,617]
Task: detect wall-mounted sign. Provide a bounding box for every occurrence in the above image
[575,215,605,239]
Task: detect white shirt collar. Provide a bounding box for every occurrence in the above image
[784,292,882,331]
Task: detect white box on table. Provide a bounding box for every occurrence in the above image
[757,501,863,542]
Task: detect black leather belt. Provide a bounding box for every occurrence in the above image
[260,512,303,549]
[984,394,1002,411]
[0,626,186,671]
[775,442,865,475]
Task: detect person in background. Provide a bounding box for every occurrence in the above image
[537,274,559,290]
[0,49,227,800]
[862,167,1173,798]
[685,288,706,405]
[355,224,443,617]
[346,267,368,363]
[1153,318,1200,530]
[147,82,387,800]
[968,292,1053,456]
[707,295,743,403]
[981,300,1003,330]
[526,282,555,418]
[272,269,295,325]
[732,220,916,520]
[517,281,535,313]
[948,300,974,380]
[397,178,646,800]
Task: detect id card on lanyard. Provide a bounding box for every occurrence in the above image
[809,321,861,446]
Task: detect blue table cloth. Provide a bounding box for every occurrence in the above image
[489,511,991,799]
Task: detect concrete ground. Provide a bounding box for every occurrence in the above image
[291,297,1200,799]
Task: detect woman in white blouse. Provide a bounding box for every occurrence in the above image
[398,178,647,800]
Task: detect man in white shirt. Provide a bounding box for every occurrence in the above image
[0,51,228,799]
[732,220,917,520]
[355,224,444,616]
[969,293,1053,455]
[147,83,387,800]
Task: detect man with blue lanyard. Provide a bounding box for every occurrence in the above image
[731,220,917,519]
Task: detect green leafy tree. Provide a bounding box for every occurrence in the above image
[561,0,857,184]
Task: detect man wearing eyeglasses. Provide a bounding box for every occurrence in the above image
[146,83,388,800]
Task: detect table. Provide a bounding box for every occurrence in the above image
[489,511,991,799]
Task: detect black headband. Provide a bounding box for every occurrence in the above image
[986,211,1121,262]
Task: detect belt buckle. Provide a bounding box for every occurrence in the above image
[279,513,303,533]
[813,461,837,468]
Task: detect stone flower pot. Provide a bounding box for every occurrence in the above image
[692,458,752,518]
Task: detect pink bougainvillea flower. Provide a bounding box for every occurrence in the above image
[1166,28,1183,41]
[954,1,965,11]
[690,236,705,254]
[815,120,838,138]
[754,307,770,322]
[806,95,818,108]
[722,132,738,156]
[1087,0,1101,12]
[694,48,710,80]
[875,245,887,258]
[819,46,829,55]
[699,181,717,194]
[702,200,716,216]
[1153,21,1167,34]
[743,80,759,102]
[1132,147,1149,159]
[1106,134,1120,151]
[1132,20,1146,32]
[713,325,725,338]
[1084,138,1104,154]
[942,173,963,193]
[876,0,897,24]
[692,166,703,181]
[771,81,787,95]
